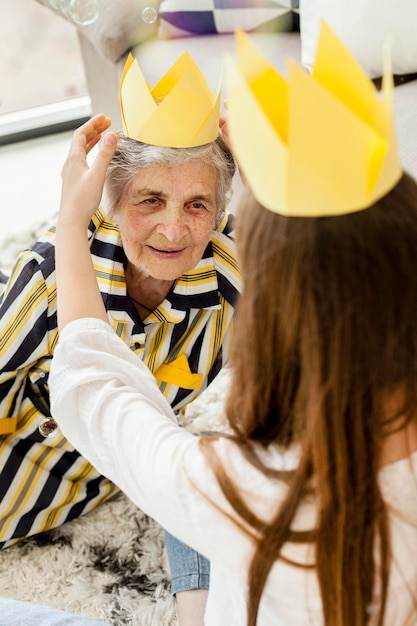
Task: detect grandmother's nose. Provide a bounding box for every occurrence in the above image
[156,208,188,241]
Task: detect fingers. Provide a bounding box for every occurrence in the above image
[85,134,102,154]
[69,114,112,158]
[85,115,112,152]
[59,115,117,224]
[90,131,117,180]
[62,115,116,178]
[82,115,117,174]
[85,114,112,140]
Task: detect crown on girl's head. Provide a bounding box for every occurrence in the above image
[120,52,221,148]
[226,23,402,217]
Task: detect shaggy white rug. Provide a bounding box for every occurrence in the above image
[0,221,231,625]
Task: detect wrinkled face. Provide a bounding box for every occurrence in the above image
[113,160,218,281]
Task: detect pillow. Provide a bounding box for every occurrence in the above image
[300,0,417,79]
[35,0,161,62]
[158,0,299,38]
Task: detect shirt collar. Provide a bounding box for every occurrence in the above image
[98,223,221,325]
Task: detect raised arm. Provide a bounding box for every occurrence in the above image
[55,115,117,330]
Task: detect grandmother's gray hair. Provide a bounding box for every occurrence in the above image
[103,133,236,226]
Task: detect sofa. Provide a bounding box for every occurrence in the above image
[35,0,417,192]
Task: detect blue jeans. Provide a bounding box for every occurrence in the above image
[164,531,210,595]
[0,600,110,626]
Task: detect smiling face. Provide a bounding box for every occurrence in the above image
[113,160,218,282]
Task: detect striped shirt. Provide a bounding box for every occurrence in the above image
[0,209,240,548]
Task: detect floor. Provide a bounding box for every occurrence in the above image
[0,131,73,242]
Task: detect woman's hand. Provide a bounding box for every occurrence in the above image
[58,114,117,229]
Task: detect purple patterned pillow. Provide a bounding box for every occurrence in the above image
[158,0,299,38]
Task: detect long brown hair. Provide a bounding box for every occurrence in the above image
[200,173,417,625]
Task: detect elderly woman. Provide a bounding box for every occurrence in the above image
[0,117,239,624]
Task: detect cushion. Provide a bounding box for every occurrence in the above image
[300,0,417,78]
[34,0,161,62]
[158,0,299,38]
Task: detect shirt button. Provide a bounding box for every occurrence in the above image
[38,417,59,438]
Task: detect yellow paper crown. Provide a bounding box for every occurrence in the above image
[226,23,402,217]
[120,51,221,148]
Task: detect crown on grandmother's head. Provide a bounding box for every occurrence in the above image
[226,23,402,217]
[120,51,221,148]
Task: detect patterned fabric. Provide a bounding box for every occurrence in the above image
[0,209,239,548]
[159,0,299,38]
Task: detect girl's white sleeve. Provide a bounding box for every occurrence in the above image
[49,318,245,562]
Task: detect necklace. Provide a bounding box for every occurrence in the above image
[128,293,155,313]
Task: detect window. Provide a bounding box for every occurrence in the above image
[0,0,91,144]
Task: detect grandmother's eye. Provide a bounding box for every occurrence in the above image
[143,198,159,205]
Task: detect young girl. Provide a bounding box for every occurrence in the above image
[49,27,417,626]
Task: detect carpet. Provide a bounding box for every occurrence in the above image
[0,220,231,625]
